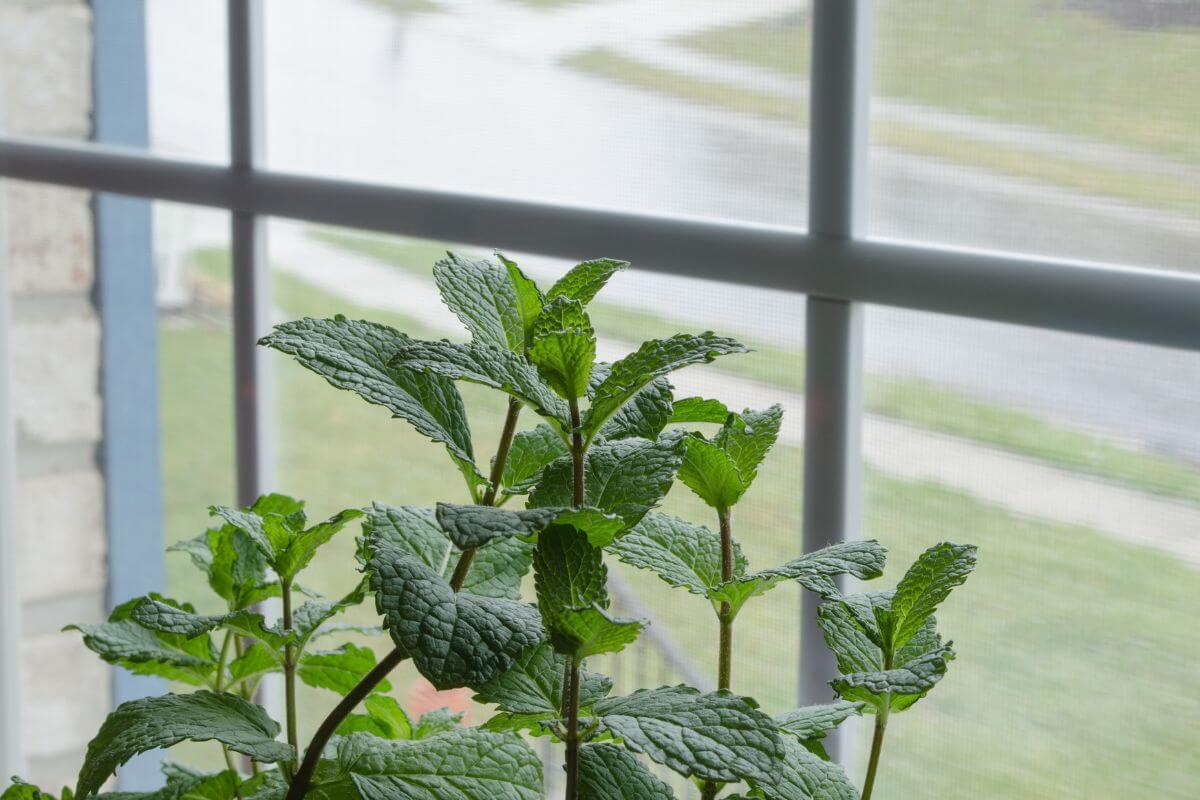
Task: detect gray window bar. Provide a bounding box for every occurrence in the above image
[229,0,272,507]
[800,0,873,758]
[1,137,1195,351]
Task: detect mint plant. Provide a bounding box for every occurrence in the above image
[4,252,976,800]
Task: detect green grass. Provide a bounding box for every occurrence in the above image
[681,0,1200,165]
[159,251,1200,797]
[307,229,1200,505]
[564,48,1200,219]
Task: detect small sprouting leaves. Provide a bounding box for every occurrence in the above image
[336,729,544,800]
[668,396,731,425]
[545,258,628,305]
[885,542,978,652]
[335,694,413,739]
[75,692,292,798]
[677,405,783,511]
[209,497,362,583]
[830,646,955,714]
[501,424,570,496]
[258,317,482,485]
[591,685,783,784]
[775,701,863,759]
[589,365,674,442]
[433,252,524,353]
[529,437,682,529]
[584,333,748,442]
[369,541,544,689]
[578,744,675,800]
[528,296,597,400]
[498,254,546,351]
[533,526,645,659]
[389,339,571,434]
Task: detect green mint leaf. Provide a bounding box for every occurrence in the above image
[228,643,279,693]
[596,370,673,441]
[887,542,977,652]
[76,692,292,798]
[337,730,543,800]
[1,779,55,800]
[592,686,782,784]
[67,598,217,686]
[715,405,783,487]
[775,701,863,744]
[748,735,857,800]
[817,591,892,674]
[336,694,413,740]
[472,640,612,716]
[529,296,596,400]
[289,580,371,651]
[435,504,560,550]
[390,339,570,434]
[529,437,682,528]
[94,768,240,800]
[548,507,628,548]
[260,318,482,485]
[546,258,628,305]
[676,435,745,510]
[272,508,363,582]
[413,708,465,739]
[534,526,645,658]
[298,643,391,694]
[370,542,544,689]
[169,522,275,609]
[708,540,889,619]
[831,645,955,714]
[668,396,731,424]
[583,333,748,442]
[433,253,524,352]
[207,505,276,562]
[364,503,531,600]
[501,424,570,496]
[130,596,228,639]
[497,254,545,350]
[607,512,746,596]
[578,743,675,800]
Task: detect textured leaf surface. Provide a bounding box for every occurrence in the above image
[598,374,673,442]
[336,694,413,740]
[886,542,977,651]
[592,686,782,783]
[501,424,569,496]
[472,640,612,715]
[298,643,389,694]
[676,435,746,511]
[433,253,523,352]
[831,646,954,713]
[370,543,544,689]
[532,526,644,658]
[578,744,675,800]
[76,692,292,798]
[529,297,596,399]
[435,504,559,550]
[68,599,216,685]
[545,258,628,305]
[337,730,543,800]
[529,438,682,528]
[668,397,731,424]
[498,254,545,349]
[817,592,891,676]
[775,702,863,743]
[749,735,857,800]
[272,508,363,581]
[607,513,745,596]
[584,333,747,441]
[259,317,480,481]
[390,339,570,433]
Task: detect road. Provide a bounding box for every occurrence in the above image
[146,0,1200,464]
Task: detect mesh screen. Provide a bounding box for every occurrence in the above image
[859,304,1200,798]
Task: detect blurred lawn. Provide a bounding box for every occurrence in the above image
[159,252,1199,797]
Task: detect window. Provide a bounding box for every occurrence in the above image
[2,0,1197,796]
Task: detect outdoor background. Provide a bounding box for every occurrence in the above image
[140,0,1197,798]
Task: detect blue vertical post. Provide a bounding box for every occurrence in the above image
[92,0,163,789]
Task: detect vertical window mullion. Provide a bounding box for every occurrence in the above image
[228,0,272,507]
[800,0,874,743]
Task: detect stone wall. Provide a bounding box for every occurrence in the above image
[1,0,110,788]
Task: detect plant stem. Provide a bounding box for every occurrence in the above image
[563,656,582,800]
[284,401,524,800]
[213,631,247,798]
[482,398,522,506]
[702,508,736,800]
[860,654,893,800]
[281,579,299,774]
[568,398,584,507]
